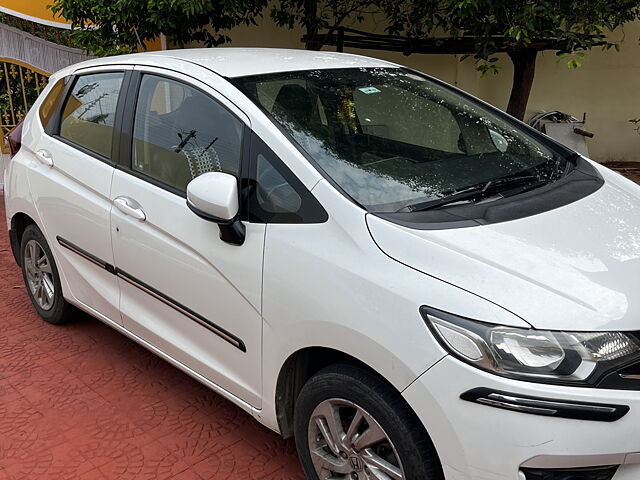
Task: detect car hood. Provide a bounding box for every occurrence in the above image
[366,170,640,332]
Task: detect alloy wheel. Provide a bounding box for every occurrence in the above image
[24,239,55,311]
[307,398,406,480]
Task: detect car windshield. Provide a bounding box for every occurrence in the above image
[233,68,568,213]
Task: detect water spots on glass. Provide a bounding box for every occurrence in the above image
[234,68,565,212]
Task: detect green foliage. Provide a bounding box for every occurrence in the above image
[49,0,269,56]
[42,0,640,67]
[271,0,374,36]
[380,0,640,73]
[51,0,379,55]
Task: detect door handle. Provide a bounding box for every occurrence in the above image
[35,149,54,167]
[114,196,146,221]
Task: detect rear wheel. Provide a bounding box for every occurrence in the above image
[20,224,74,324]
[294,364,443,480]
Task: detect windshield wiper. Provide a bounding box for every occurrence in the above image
[399,183,494,213]
[398,174,550,213]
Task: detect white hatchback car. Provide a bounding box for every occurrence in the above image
[5,48,640,480]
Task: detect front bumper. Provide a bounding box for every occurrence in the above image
[403,356,640,480]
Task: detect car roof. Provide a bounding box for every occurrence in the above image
[65,48,400,79]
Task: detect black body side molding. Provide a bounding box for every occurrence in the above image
[56,236,246,352]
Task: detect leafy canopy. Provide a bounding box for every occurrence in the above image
[271,0,374,35]
[50,0,640,67]
[50,0,267,56]
[381,0,640,74]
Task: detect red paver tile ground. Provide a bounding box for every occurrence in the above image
[1,162,639,479]
[0,195,303,479]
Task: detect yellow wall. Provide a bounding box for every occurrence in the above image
[198,16,640,162]
[0,0,71,28]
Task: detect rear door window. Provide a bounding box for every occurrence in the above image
[59,72,124,159]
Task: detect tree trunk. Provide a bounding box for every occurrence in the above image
[303,0,320,50]
[506,50,537,121]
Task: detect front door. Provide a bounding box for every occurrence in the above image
[109,68,264,407]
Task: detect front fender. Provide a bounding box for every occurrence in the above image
[257,181,524,432]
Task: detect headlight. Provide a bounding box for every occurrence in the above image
[421,306,640,385]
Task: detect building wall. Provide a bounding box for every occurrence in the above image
[196,16,640,162]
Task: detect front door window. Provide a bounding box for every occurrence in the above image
[131,74,243,191]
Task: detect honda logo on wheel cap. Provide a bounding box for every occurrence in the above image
[349,456,364,471]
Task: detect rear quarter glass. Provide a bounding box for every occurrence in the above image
[39,77,68,130]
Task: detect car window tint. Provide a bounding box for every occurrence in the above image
[255,153,302,215]
[248,134,327,224]
[132,74,243,192]
[39,78,67,129]
[59,72,124,158]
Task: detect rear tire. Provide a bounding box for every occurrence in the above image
[20,224,74,325]
[294,363,444,480]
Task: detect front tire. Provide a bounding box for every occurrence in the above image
[294,364,444,480]
[20,224,74,325]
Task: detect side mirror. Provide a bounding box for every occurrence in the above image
[186,172,245,245]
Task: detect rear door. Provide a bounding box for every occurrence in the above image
[109,65,264,407]
[28,66,130,324]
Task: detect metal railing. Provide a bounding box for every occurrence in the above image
[0,58,49,153]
